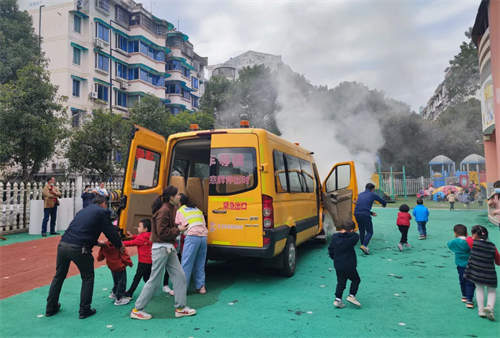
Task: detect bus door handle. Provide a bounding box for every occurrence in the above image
[212,210,227,214]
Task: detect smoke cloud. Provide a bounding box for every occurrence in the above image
[275,73,384,192]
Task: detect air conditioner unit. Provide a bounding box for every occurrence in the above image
[94,40,104,49]
[197,72,203,78]
[119,82,128,90]
[131,15,137,21]
[89,92,98,99]
[76,0,83,10]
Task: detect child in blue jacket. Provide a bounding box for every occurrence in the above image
[413,198,429,240]
[447,224,475,308]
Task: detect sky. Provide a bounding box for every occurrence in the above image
[18,0,481,111]
[142,0,480,112]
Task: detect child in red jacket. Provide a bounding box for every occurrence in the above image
[396,204,412,252]
[123,219,153,299]
[97,226,133,306]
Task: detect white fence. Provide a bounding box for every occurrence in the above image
[380,177,432,197]
[0,181,122,235]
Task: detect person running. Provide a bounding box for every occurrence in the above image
[354,183,387,255]
[396,204,411,252]
[130,186,196,320]
[413,199,429,240]
[447,192,456,211]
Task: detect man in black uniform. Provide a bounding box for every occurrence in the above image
[45,196,124,319]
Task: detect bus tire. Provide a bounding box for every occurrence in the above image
[279,236,296,277]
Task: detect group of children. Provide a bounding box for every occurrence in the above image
[329,198,498,323]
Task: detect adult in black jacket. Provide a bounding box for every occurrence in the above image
[45,197,124,319]
[328,220,362,308]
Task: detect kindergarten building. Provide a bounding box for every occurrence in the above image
[471,0,500,189]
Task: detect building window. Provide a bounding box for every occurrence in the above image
[166,36,182,48]
[74,15,81,33]
[96,22,109,42]
[117,34,128,52]
[73,47,81,65]
[157,25,167,36]
[95,83,109,101]
[72,79,80,97]
[95,53,109,72]
[116,63,128,79]
[166,60,181,71]
[181,66,190,78]
[116,6,129,25]
[192,77,198,89]
[116,91,127,107]
[97,0,110,13]
[165,83,181,94]
[181,88,190,100]
[72,111,80,128]
[192,96,199,108]
[170,107,180,115]
[128,40,139,53]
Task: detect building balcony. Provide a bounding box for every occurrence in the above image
[129,26,165,47]
[166,71,191,83]
[128,53,165,72]
[166,94,192,108]
[128,80,166,98]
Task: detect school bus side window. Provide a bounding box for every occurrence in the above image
[300,159,314,193]
[273,150,288,193]
[132,147,161,190]
[285,154,304,193]
[325,164,351,192]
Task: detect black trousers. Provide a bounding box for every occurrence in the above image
[450,202,455,210]
[335,268,361,299]
[46,241,94,315]
[127,262,152,296]
[112,271,127,300]
[397,225,409,244]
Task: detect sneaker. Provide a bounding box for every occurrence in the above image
[397,243,403,252]
[404,243,411,248]
[114,298,131,306]
[466,301,474,309]
[42,233,47,237]
[347,295,361,306]
[194,285,206,294]
[485,308,495,321]
[131,309,152,320]
[124,292,133,299]
[360,245,370,255]
[461,297,467,303]
[109,293,117,299]
[478,310,486,317]
[418,236,425,240]
[175,307,197,318]
[333,300,345,308]
[79,309,96,319]
[163,285,175,296]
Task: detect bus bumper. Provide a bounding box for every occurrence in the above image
[207,225,290,259]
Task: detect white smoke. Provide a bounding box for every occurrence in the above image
[275,74,384,192]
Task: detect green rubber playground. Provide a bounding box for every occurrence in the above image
[0,208,499,338]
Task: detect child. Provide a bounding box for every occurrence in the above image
[464,225,498,321]
[477,192,483,207]
[447,224,475,308]
[123,220,153,299]
[97,226,133,306]
[447,192,456,211]
[462,189,471,210]
[413,198,429,240]
[396,204,411,251]
[328,220,361,308]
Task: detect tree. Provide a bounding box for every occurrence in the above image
[66,110,128,180]
[168,110,215,135]
[199,75,232,116]
[444,28,480,104]
[0,62,67,181]
[128,95,170,137]
[0,0,42,84]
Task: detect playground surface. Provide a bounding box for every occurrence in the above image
[0,209,499,338]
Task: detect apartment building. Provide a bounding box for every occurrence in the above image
[28,0,207,128]
[420,67,452,121]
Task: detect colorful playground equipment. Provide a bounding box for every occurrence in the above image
[429,155,456,188]
[457,154,487,194]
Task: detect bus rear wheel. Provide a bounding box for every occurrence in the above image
[279,236,296,277]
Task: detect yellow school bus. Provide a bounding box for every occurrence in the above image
[118,122,358,277]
